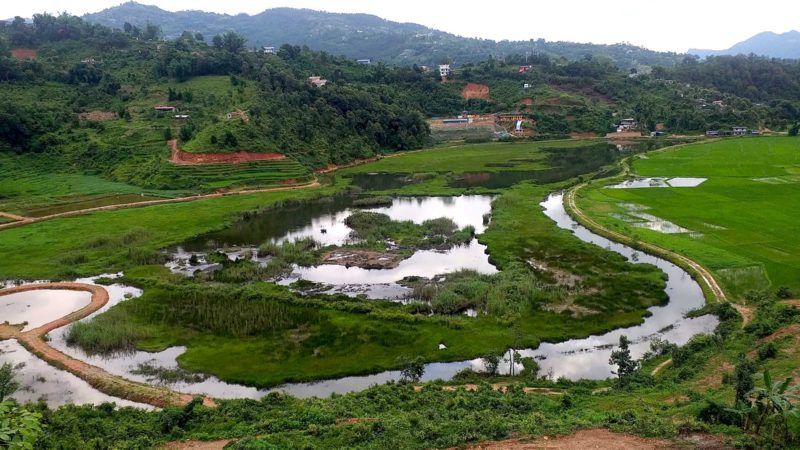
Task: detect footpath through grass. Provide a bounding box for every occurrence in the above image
[578,136,800,298]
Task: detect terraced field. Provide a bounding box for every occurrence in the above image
[159,158,314,190]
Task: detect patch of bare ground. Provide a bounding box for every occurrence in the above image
[169,140,286,165]
[10,48,37,60]
[782,300,800,308]
[694,357,734,389]
[322,249,405,269]
[78,111,117,122]
[460,429,678,449]
[732,304,753,327]
[462,83,490,100]
[161,440,233,450]
[0,211,29,221]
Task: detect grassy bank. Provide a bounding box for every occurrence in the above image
[576,137,800,298]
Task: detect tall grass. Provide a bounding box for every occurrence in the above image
[66,309,149,355]
[411,264,566,316]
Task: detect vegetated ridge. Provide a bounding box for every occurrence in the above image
[83,1,683,69]
[690,30,800,59]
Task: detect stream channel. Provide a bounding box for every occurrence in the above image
[0,190,717,406]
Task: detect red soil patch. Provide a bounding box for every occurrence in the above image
[161,440,232,450]
[462,429,676,449]
[169,140,285,165]
[462,83,490,100]
[11,48,37,60]
[518,98,534,106]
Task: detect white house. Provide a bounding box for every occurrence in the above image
[732,127,748,136]
[263,46,276,55]
[357,59,371,65]
[438,64,451,78]
[308,76,328,87]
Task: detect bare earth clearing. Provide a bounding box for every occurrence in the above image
[462,428,728,449]
[168,140,286,164]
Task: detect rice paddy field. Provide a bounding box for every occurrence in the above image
[577,136,800,298]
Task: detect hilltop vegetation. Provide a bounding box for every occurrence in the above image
[83,2,683,70]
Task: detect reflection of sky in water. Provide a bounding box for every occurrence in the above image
[4,191,717,404]
[291,241,497,284]
[0,290,91,331]
[667,177,707,187]
[275,195,493,246]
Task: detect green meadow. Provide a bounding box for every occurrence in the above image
[578,136,800,298]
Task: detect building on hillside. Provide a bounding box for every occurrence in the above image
[616,118,638,132]
[732,126,748,136]
[263,46,276,55]
[712,100,725,107]
[438,64,451,78]
[518,65,532,73]
[523,83,531,89]
[705,130,720,137]
[357,59,372,65]
[308,76,328,87]
[227,110,249,122]
[154,105,176,112]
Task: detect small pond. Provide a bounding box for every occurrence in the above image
[0,289,91,332]
[172,195,496,299]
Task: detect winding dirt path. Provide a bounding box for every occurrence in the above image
[0,211,29,222]
[0,181,319,232]
[0,283,212,408]
[651,358,673,376]
[565,187,727,303]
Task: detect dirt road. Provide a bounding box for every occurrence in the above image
[0,181,319,232]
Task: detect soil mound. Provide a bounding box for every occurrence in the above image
[11,48,37,60]
[462,83,490,100]
[169,140,286,165]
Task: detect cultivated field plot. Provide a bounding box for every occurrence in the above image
[578,137,800,297]
[159,158,314,190]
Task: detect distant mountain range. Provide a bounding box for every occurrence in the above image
[83,2,683,69]
[690,31,800,59]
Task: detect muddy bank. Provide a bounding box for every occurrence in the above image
[168,140,286,165]
[322,249,406,269]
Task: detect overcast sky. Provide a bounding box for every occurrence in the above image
[2,1,798,52]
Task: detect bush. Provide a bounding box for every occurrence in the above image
[757,342,778,361]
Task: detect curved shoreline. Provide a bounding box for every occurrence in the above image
[0,283,210,408]
[564,184,726,303]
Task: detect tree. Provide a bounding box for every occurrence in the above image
[733,355,756,405]
[609,335,638,379]
[194,32,204,42]
[482,353,500,375]
[746,371,799,443]
[0,362,19,401]
[397,356,425,383]
[790,124,799,136]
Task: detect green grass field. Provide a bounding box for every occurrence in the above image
[578,137,800,298]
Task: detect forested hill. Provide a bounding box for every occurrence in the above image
[690,31,800,60]
[83,2,682,70]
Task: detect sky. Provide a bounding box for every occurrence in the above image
[1,0,799,53]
